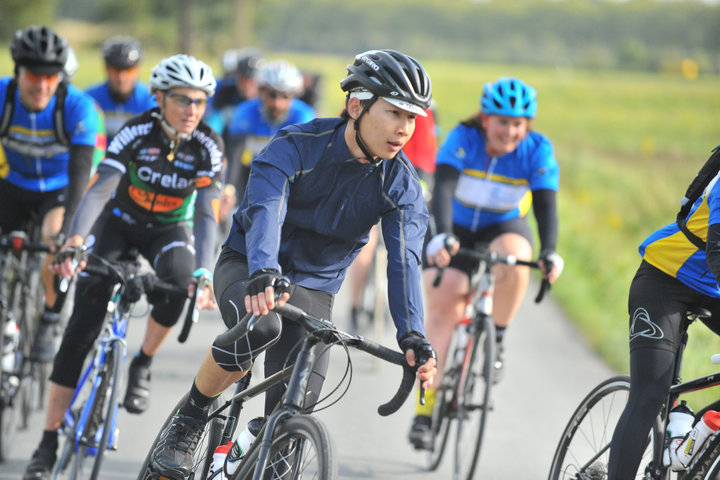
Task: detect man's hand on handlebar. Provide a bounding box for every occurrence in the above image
[400,332,437,390]
[244,269,291,316]
[51,234,87,279]
[425,233,460,268]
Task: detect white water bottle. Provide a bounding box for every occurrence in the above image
[2,319,19,372]
[454,322,469,364]
[676,410,720,467]
[225,417,264,476]
[663,400,695,470]
[207,442,233,479]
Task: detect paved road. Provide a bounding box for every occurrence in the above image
[1,279,616,480]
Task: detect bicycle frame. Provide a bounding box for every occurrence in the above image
[60,284,129,458]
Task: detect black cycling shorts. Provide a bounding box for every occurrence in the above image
[423,217,533,278]
[0,178,66,233]
[628,260,720,353]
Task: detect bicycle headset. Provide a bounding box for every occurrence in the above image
[481,77,537,118]
[102,35,143,70]
[339,49,432,164]
[148,54,216,144]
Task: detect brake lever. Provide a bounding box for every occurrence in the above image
[59,245,87,293]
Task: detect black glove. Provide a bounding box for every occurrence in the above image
[399,332,437,367]
[246,268,283,297]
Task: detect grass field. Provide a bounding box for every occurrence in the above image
[5,26,720,409]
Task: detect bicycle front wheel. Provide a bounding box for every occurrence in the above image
[234,414,336,480]
[454,315,495,480]
[425,324,466,471]
[548,375,661,480]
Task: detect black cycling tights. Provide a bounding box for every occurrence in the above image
[212,246,334,415]
[606,347,675,479]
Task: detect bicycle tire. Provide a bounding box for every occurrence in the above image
[0,276,25,461]
[547,375,661,480]
[88,340,123,479]
[454,315,495,480]
[55,341,119,479]
[136,393,222,480]
[233,414,336,480]
[424,325,464,471]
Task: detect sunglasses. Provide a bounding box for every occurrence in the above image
[107,65,139,75]
[23,70,61,84]
[264,90,291,100]
[166,91,208,109]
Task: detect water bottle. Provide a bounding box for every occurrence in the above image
[663,400,695,470]
[454,322,469,364]
[225,417,265,476]
[207,442,233,479]
[675,410,720,467]
[2,319,19,372]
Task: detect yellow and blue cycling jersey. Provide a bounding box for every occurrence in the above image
[227,97,316,167]
[640,172,720,298]
[85,81,156,143]
[437,123,559,231]
[0,76,100,192]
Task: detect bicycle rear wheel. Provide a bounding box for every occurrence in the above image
[234,414,336,480]
[454,315,495,480]
[548,375,661,480]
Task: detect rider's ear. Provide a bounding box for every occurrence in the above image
[346,96,362,120]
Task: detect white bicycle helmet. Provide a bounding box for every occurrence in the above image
[149,54,216,97]
[255,60,303,94]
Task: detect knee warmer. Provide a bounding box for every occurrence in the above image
[211,311,282,371]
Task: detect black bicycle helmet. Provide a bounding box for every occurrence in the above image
[102,35,143,69]
[340,49,432,115]
[11,25,68,74]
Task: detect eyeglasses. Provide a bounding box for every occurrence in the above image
[166,92,208,109]
[23,70,61,84]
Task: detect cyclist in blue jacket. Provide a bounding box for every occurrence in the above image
[408,77,564,448]
[0,25,103,364]
[148,49,438,480]
[85,35,157,144]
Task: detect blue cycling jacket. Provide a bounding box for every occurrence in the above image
[85,82,156,142]
[437,124,559,231]
[225,117,429,341]
[0,76,100,192]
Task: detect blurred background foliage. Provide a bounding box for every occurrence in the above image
[7,0,720,74]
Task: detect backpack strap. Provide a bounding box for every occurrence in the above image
[53,81,69,147]
[0,79,18,139]
[0,79,68,147]
[676,145,720,251]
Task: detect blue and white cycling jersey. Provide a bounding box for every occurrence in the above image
[437,123,559,231]
[85,82,156,142]
[0,76,100,192]
[227,97,316,167]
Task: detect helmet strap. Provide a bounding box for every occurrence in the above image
[152,104,191,162]
[353,96,383,165]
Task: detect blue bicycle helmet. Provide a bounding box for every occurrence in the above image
[481,77,537,118]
